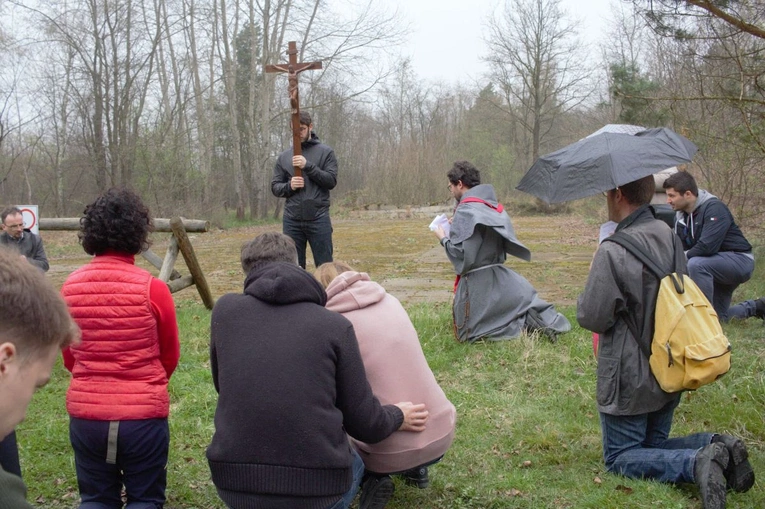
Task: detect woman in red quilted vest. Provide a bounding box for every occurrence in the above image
[61,188,180,509]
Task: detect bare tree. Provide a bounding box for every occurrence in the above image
[36,45,76,215]
[485,0,592,170]
[25,0,162,191]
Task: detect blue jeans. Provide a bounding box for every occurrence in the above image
[729,299,759,320]
[70,418,169,509]
[327,449,364,509]
[687,252,754,321]
[600,397,712,484]
[283,214,334,269]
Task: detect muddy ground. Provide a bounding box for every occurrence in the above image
[42,207,601,308]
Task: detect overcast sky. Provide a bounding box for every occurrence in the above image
[388,0,618,85]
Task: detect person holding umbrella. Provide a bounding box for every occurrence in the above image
[433,160,570,343]
[577,175,754,509]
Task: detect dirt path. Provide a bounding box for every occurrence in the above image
[43,209,600,308]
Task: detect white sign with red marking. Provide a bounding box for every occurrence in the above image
[16,205,39,235]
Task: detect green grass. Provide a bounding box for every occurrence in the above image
[17,217,765,508]
[18,299,765,508]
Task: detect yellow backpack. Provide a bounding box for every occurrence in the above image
[606,232,731,392]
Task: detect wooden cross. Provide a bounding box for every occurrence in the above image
[265,41,322,178]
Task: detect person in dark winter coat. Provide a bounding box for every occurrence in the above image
[578,175,754,509]
[0,206,48,272]
[271,111,338,269]
[663,172,760,322]
[207,232,428,509]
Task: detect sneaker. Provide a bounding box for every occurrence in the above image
[712,434,755,492]
[694,443,729,509]
[399,466,429,489]
[359,474,395,509]
[755,297,765,320]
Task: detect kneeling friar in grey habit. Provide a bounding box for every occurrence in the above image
[434,160,570,343]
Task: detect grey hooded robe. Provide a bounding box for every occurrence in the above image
[442,184,571,342]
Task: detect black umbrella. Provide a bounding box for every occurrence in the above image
[516,127,697,204]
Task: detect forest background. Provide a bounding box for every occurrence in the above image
[0,0,763,232]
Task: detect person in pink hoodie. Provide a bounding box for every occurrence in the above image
[315,262,457,509]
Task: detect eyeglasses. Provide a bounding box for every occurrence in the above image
[4,223,24,229]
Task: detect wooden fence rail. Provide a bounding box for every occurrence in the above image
[41,216,214,309]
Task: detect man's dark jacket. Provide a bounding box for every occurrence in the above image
[0,230,49,271]
[674,194,751,258]
[271,132,338,221]
[207,261,402,509]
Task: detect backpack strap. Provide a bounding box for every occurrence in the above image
[602,230,683,359]
[606,231,686,293]
[606,232,666,278]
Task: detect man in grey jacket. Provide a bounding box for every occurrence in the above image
[271,111,338,269]
[577,175,754,509]
[0,206,49,272]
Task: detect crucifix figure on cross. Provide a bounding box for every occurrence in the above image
[265,41,322,178]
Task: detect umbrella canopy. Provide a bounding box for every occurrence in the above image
[516,127,697,204]
[586,124,646,137]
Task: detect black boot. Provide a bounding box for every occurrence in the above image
[359,474,394,509]
[399,466,429,489]
[712,434,755,492]
[755,297,765,319]
[694,443,729,509]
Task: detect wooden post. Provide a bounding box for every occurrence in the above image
[37,215,213,305]
[143,248,182,281]
[265,41,322,178]
[158,236,181,282]
[167,275,195,293]
[170,217,214,310]
[40,217,210,233]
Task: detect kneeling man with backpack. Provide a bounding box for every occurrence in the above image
[577,175,754,509]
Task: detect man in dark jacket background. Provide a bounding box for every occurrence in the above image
[0,206,49,272]
[663,172,761,322]
[207,232,428,509]
[271,111,338,269]
[578,175,754,509]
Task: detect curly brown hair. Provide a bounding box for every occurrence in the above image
[447,160,481,188]
[79,188,153,255]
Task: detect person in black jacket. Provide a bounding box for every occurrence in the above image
[271,111,338,269]
[207,232,428,509]
[663,172,761,322]
[0,206,49,272]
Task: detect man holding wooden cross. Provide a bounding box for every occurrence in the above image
[271,110,338,269]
